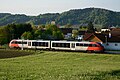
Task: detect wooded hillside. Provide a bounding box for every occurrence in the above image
[0,8,120,26]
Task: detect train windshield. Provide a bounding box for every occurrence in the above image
[97,43,104,47]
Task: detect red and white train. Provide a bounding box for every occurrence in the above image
[9,39,104,52]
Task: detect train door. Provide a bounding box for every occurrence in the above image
[71,43,75,50]
[28,41,32,48]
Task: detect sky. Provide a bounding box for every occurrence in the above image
[0,0,120,16]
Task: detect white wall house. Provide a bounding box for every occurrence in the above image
[64,33,72,40]
[101,29,110,32]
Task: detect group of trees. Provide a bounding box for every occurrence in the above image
[32,24,64,40]
[0,23,33,45]
[0,23,64,45]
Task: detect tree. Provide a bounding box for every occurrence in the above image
[5,23,33,39]
[0,27,9,45]
[53,31,64,40]
[43,24,64,40]
[34,30,42,39]
[87,21,95,33]
[72,30,79,39]
[21,31,33,40]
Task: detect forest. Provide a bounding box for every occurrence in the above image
[0,8,120,27]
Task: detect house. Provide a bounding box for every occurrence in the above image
[60,28,73,40]
[76,30,86,41]
[83,32,120,51]
[101,28,110,32]
[83,33,106,43]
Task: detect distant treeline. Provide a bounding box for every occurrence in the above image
[0,8,120,27]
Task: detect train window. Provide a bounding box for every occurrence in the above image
[52,43,70,48]
[92,44,98,47]
[38,42,40,46]
[58,43,60,47]
[66,43,70,48]
[43,42,45,46]
[11,41,15,44]
[45,42,48,47]
[62,43,64,47]
[80,44,83,46]
[76,43,83,46]
[18,41,24,44]
[41,42,43,46]
[11,41,27,44]
[115,44,118,46]
[15,41,17,44]
[84,44,89,47]
[52,43,56,47]
[62,43,70,48]
[23,42,27,44]
[97,43,103,47]
[32,42,38,46]
[88,44,92,47]
[37,42,48,47]
[76,43,79,46]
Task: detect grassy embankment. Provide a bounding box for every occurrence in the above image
[0,49,120,80]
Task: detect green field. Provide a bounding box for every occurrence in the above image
[0,50,120,80]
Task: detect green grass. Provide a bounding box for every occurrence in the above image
[0,50,120,80]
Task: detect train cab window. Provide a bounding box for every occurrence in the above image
[92,44,98,47]
[17,41,21,44]
[15,41,18,44]
[11,41,16,44]
[88,44,92,47]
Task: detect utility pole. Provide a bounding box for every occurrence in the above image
[105,36,107,43]
[21,39,23,50]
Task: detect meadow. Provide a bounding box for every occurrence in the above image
[0,49,120,80]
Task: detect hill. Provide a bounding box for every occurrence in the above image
[0,8,120,26]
